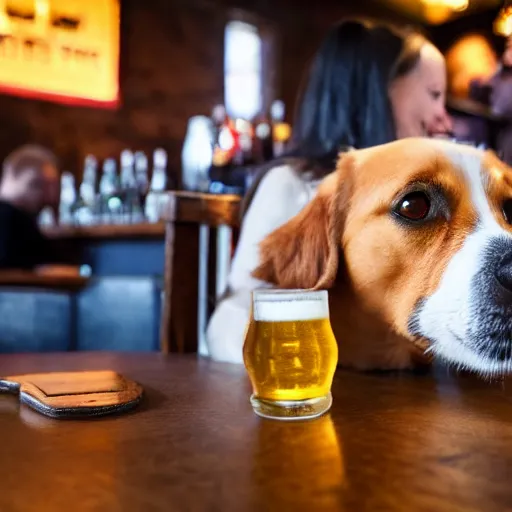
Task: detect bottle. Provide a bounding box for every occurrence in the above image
[211,104,227,145]
[134,151,149,221]
[209,113,240,193]
[120,149,139,223]
[74,154,97,226]
[59,172,77,225]
[182,115,214,192]
[271,100,292,158]
[120,149,136,189]
[98,158,120,224]
[234,118,254,166]
[38,206,56,228]
[254,115,273,163]
[145,148,168,223]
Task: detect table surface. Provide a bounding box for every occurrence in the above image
[1,353,512,512]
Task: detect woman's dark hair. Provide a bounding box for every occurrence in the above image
[290,20,425,161]
[241,19,427,217]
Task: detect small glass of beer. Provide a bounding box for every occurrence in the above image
[243,289,338,420]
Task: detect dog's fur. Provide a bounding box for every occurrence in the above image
[253,138,512,376]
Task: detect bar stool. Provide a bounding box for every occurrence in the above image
[160,191,241,354]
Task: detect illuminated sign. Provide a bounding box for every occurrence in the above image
[0,0,120,108]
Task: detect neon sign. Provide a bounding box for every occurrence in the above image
[0,0,120,108]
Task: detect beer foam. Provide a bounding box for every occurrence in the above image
[253,289,329,322]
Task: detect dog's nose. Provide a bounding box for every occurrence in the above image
[495,251,512,293]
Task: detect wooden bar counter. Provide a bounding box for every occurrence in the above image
[41,191,241,243]
[40,192,241,278]
[31,192,242,353]
[1,352,512,511]
[43,221,167,240]
[0,270,88,290]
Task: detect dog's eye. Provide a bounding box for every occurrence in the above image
[396,192,431,221]
[503,199,512,224]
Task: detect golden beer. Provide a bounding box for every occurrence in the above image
[243,289,338,420]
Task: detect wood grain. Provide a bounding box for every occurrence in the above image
[42,222,166,240]
[164,191,241,227]
[161,194,176,353]
[160,192,241,353]
[0,270,88,290]
[0,352,512,511]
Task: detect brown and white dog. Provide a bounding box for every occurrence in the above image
[253,137,512,376]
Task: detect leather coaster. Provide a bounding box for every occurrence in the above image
[0,370,143,418]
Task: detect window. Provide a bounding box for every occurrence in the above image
[224,20,262,120]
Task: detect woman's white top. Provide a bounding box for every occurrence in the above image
[205,164,321,364]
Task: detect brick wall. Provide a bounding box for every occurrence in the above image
[0,0,413,185]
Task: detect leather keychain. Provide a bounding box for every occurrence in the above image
[0,370,143,418]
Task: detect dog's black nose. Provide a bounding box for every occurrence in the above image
[495,251,512,293]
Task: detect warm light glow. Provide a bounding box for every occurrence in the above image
[35,0,49,20]
[0,0,120,108]
[446,34,498,98]
[273,122,292,143]
[494,6,512,37]
[34,0,50,33]
[421,0,468,10]
[421,0,469,24]
[253,415,346,503]
[422,0,469,11]
[0,0,10,34]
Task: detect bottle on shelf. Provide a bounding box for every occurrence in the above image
[182,115,214,192]
[254,114,273,164]
[120,149,136,190]
[38,206,56,227]
[211,104,227,146]
[59,172,77,225]
[98,158,121,224]
[134,151,150,220]
[270,100,292,158]
[234,118,254,166]
[145,148,168,223]
[209,108,242,193]
[120,149,141,224]
[74,154,98,226]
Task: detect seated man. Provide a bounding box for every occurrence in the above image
[0,144,77,274]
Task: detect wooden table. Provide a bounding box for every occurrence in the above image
[1,353,512,511]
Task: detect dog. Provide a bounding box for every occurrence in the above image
[253,137,512,376]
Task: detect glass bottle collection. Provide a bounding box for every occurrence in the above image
[181,100,292,195]
[56,148,169,227]
[42,100,292,227]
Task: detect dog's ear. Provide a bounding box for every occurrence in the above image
[253,154,353,290]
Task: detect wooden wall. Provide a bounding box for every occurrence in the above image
[0,0,413,185]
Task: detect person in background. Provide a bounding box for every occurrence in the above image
[0,144,78,275]
[206,19,452,364]
[487,35,512,165]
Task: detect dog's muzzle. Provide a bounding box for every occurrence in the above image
[494,250,512,303]
[471,238,512,361]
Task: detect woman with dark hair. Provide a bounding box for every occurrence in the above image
[206,19,451,363]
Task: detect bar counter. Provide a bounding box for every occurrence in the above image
[1,192,243,354]
[41,190,241,242]
[0,270,88,290]
[43,222,166,240]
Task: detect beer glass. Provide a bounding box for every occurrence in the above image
[243,289,338,420]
